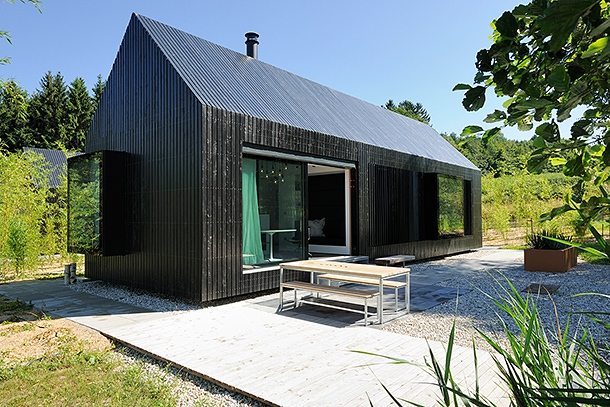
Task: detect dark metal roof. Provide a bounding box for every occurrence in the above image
[22,147,69,188]
[135,14,478,170]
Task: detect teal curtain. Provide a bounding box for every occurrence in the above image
[242,158,264,265]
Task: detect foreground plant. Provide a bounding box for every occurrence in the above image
[362,278,610,406]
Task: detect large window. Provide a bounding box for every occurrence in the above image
[68,152,102,254]
[438,175,465,238]
[242,156,305,269]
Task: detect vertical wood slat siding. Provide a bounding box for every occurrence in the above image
[203,106,482,302]
[85,17,204,301]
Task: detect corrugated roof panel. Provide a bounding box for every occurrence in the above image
[135,14,478,170]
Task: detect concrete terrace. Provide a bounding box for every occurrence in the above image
[0,257,512,406]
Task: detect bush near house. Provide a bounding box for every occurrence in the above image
[0,150,72,280]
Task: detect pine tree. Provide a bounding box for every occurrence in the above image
[385,99,432,125]
[28,72,67,149]
[65,77,93,151]
[0,80,31,151]
[92,74,105,108]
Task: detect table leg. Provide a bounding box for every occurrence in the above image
[278,266,284,312]
[268,232,275,261]
[378,277,384,324]
[406,272,410,313]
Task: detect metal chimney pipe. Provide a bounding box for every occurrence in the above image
[245,32,259,59]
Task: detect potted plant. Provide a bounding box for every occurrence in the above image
[524,230,577,272]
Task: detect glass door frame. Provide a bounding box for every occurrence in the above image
[242,153,308,272]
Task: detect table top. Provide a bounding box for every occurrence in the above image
[280,260,409,279]
[260,229,297,234]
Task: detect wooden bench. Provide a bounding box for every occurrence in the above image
[280,281,380,326]
[317,273,408,312]
[374,255,415,268]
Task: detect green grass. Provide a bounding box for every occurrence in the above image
[0,344,177,407]
[0,295,177,407]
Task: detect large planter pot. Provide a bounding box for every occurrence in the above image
[524,247,577,272]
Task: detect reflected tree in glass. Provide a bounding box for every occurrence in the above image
[438,175,464,238]
[67,153,102,254]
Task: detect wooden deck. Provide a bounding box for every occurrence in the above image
[68,296,508,406]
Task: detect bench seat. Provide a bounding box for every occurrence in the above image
[317,273,407,288]
[317,273,409,312]
[280,281,379,325]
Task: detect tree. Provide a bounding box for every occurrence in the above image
[454,0,610,251]
[1,0,41,64]
[91,74,105,108]
[65,77,93,151]
[385,99,431,125]
[0,80,31,150]
[28,71,67,149]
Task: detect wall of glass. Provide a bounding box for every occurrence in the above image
[68,152,102,254]
[242,156,305,268]
[438,175,465,238]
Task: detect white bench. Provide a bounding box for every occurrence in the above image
[317,273,408,312]
[279,280,380,326]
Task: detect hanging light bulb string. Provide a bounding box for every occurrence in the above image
[259,160,288,183]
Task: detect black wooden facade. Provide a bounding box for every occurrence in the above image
[79,14,482,302]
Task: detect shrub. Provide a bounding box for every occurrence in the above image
[526,230,572,250]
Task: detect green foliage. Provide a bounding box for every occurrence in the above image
[67,154,101,254]
[438,175,464,237]
[28,71,67,149]
[526,229,571,250]
[0,149,69,278]
[0,346,176,406]
[385,99,431,125]
[481,172,578,237]
[443,132,560,176]
[65,77,93,151]
[0,80,31,150]
[0,74,99,152]
[368,280,610,406]
[456,0,610,246]
[6,219,28,274]
[92,74,105,107]
[0,150,49,276]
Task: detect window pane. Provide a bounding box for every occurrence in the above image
[242,157,305,268]
[438,175,464,238]
[68,153,102,254]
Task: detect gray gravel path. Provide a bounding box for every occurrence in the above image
[382,248,610,350]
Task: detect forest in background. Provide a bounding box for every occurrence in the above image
[0,72,103,152]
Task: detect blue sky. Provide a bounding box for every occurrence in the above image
[0,0,530,139]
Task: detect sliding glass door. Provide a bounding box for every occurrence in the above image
[242,156,306,269]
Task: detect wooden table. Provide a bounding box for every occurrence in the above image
[374,255,415,267]
[280,260,410,324]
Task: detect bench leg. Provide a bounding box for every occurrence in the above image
[294,288,298,309]
[278,266,284,312]
[406,273,410,313]
[364,299,368,326]
[394,288,398,312]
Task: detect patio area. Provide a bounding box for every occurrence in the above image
[4,247,607,406]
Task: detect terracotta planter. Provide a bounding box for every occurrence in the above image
[524,247,577,272]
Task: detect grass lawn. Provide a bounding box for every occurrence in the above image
[0,296,177,407]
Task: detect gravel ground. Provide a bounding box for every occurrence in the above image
[114,345,264,407]
[70,280,200,312]
[382,248,610,351]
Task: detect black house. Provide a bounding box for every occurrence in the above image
[67,14,481,302]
